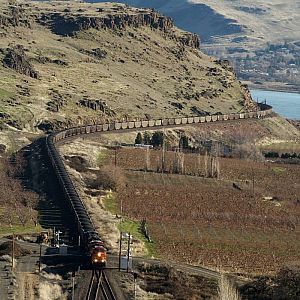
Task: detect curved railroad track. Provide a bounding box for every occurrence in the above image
[45,107,273,292]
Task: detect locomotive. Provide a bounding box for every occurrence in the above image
[90,245,107,267]
[85,231,107,267]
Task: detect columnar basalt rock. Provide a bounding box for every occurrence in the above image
[0,5,32,28]
[177,33,200,49]
[2,45,39,79]
[241,84,258,111]
[39,11,200,49]
[78,99,116,116]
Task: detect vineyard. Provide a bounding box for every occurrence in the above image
[105,148,300,274]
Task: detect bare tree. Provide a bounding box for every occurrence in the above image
[204,150,208,178]
[203,143,221,179]
[23,190,39,226]
[145,147,150,171]
[230,129,264,161]
[172,148,185,174]
[3,202,15,227]
[197,150,201,176]
[161,132,166,173]
[89,165,125,192]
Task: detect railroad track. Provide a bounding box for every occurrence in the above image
[86,270,116,300]
[45,106,273,297]
[46,107,274,243]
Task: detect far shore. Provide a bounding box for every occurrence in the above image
[243,81,300,94]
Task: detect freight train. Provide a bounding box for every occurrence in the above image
[46,134,107,267]
[45,106,273,266]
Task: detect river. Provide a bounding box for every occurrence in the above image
[250,89,300,120]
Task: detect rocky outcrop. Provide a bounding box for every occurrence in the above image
[177,33,200,49]
[1,3,200,49]
[0,15,9,27]
[34,55,68,66]
[80,48,107,60]
[241,84,258,111]
[39,11,200,49]
[78,99,116,116]
[215,59,234,72]
[37,119,73,133]
[191,106,209,116]
[0,5,32,28]
[0,144,6,154]
[39,11,173,35]
[47,90,68,112]
[3,45,39,79]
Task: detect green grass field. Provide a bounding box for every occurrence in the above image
[102,191,118,214]
[118,218,156,258]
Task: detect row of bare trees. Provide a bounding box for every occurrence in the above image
[0,154,39,227]
[143,137,221,179]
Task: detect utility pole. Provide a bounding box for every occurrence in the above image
[71,271,75,300]
[127,233,131,272]
[11,234,15,270]
[39,243,42,273]
[162,131,165,173]
[145,146,150,171]
[118,232,122,271]
[114,145,117,166]
[252,167,255,198]
[133,272,138,300]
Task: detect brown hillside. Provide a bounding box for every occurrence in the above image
[0,0,256,132]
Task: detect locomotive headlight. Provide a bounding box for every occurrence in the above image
[97,252,101,257]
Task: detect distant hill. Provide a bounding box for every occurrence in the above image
[88,0,300,46]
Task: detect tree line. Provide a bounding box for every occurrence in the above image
[135,131,189,149]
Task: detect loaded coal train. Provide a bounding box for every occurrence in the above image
[45,106,273,266]
[46,134,107,267]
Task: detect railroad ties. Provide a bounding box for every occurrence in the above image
[86,270,116,300]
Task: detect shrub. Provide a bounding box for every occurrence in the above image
[151,131,164,147]
[135,132,143,144]
[179,136,189,149]
[265,151,279,158]
[232,143,264,161]
[143,132,151,145]
[86,165,125,191]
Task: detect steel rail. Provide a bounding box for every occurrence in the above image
[86,271,101,300]
[96,271,116,300]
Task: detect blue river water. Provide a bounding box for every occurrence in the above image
[250,89,300,120]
